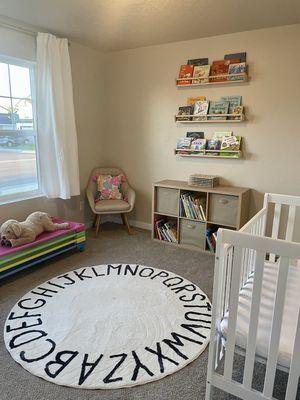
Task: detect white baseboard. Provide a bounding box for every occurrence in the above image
[85,215,151,231]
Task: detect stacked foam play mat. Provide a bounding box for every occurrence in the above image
[0,219,85,279]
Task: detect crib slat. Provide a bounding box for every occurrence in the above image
[272,203,281,240]
[215,242,229,368]
[224,245,243,381]
[269,203,281,262]
[263,256,289,398]
[243,250,265,389]
[285,205,296,242]
[285,311,300,400]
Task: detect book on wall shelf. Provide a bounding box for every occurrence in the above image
[175,95,245,123]
[177,65,194,85]
[186,96,206,106]
[187,58,209,66]
[209,60,230,83]
[228,62,247,81]
[193,100,210,121]
[192,65,210,84]
[177,106,194,121]
[208,101,230,120]
[175,52,248,86]
[224,52,246,63]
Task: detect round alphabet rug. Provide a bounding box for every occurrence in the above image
[4,264,211,389]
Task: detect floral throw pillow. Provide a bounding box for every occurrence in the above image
[93,174,126,203]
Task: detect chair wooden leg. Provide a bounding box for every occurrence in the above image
[121,213,133,235]
[95,215,101,236]
[92,214,97,229]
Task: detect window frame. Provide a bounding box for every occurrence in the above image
[0,54,42,205]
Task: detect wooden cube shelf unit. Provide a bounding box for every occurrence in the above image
[152,180,250,253]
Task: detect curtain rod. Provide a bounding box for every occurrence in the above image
[0,19,36,37]
[0,18,70,45]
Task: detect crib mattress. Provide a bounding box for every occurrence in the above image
[220,261,300,369]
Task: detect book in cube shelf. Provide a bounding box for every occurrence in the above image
[206,227,218,253]
[155,219,177,243]
[180,193,206,221]
[177,65,194,85]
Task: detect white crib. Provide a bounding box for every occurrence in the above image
[206,193,300,400]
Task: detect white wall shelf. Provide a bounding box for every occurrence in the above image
[175,113,245,123]
[174,149,242,159]
[176,73,249,87]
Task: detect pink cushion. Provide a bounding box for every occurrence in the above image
[0,218,85,257]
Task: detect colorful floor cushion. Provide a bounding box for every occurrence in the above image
[0,219,86,279]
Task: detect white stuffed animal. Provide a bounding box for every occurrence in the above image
[0,212,69,248]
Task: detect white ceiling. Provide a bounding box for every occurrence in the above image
[0,0,300,52]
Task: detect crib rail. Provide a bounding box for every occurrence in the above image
[206,228,300,400]
[264,193,300,262]
[264,193,300,242]
[240,207,267,236]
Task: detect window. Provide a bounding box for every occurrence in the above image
[0,56,40,203]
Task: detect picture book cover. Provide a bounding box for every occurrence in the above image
[192,65,210,84]
[186,131,205,139]
[187,58,209,66]
[177,64,194,85]
[193,100,209,121]
[220,96,242,118]
[176,137,192,149]
[220,135,241,157]
[208,101,229,120]
[228,62,247,80]
[206,139,221,155]
[213,131,233,139]
[224,52,247,63]
[228,57,242,64]
[209,60,230,82]
[186,96,206,106]
[177,106,193,121]
[232,105,244,120]
[190,138,206,152]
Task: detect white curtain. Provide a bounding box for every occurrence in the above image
[36,32,80,199]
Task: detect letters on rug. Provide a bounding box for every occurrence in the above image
[4,264,211,389]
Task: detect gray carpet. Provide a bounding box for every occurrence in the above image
[0,223,295,400]
[0,223,214,400]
